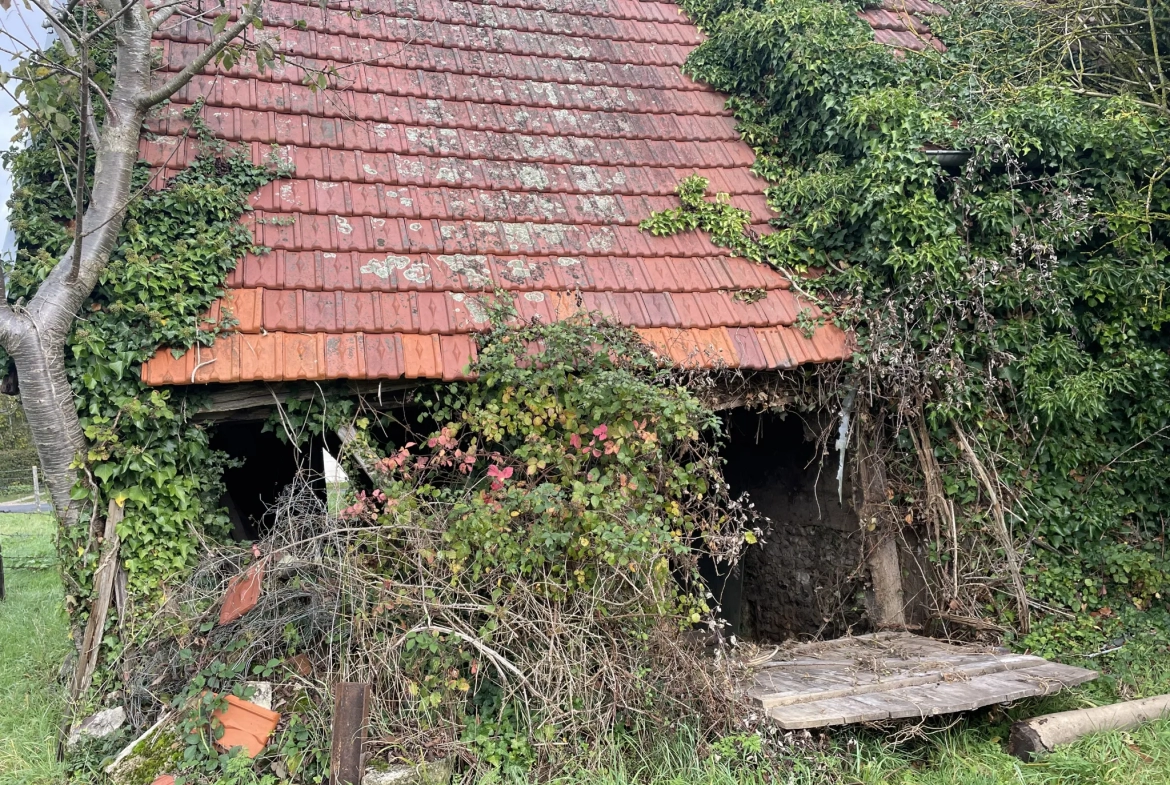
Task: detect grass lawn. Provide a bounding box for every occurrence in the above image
[0,512,68,785]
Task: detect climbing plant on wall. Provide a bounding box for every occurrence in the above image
[5,98,291,610]
[648,0,1170,652]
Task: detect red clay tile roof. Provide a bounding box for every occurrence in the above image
[860,0,949,54]
[139,0,850,386]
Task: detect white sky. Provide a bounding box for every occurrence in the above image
[0,2,48,254]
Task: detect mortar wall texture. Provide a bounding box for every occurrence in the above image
[740,462,866,642]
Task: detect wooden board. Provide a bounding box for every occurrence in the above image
[744,633,1097,730]
[330,682,371,785]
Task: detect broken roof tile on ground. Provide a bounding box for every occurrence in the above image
[139,0,850,386]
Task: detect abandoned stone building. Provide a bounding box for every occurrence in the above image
[134,0,957,642]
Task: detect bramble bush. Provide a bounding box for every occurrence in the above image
[115,313,756,782]
[327,312,755,772]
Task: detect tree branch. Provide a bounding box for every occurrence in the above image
[0,302,30,348]
[1069,87,1170,114]
[24,0,103,147]
[149,0,193,30]
[81,0,140,44]
[27,0,80,44]
[138,0,263,110]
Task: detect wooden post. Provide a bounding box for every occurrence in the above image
[1010,693,1170,760]
[32,466,40,509]
[854,413,907,629]
[69,500,124,702]
[330,682,370,785]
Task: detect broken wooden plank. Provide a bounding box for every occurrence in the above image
[746,633,1097,730]
[767,663,1098,729]
[751,655,1053,708]
[70,500,124,703]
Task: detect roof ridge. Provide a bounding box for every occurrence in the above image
[288,0,697,27]
[155,39,704,93]
[171,0,701,49]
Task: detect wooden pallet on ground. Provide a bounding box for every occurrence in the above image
[743,632,1097,729]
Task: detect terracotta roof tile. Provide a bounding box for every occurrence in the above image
[282,333,323,380]
[140,0,849,387]
[860,1,948,53]
[239,333,281,382]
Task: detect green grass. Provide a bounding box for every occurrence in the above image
[0,512,68,785]
[527,636,1170,785]
[522,711,1170,785]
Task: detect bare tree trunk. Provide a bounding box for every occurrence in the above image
[854,411,908,629]
[0,0,264,530]
[8,333,88,527]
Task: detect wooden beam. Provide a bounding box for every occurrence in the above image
[330,682,371,785]
[1010,693,1170,760]
[854,414,907,629]
[189,380,421,422]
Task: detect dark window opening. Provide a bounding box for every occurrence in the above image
[210,421,329,540]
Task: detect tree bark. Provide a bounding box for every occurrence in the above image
[853,412,908,629]
[0,4,152,529]
[1010,693,1170,760]
[1,0,261,530]
[8,332,89,527]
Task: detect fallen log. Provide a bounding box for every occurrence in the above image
[1010,693,1170,760]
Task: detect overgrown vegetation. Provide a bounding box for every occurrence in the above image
[97,312,753,782]
[6,93,290,618]
[10,68,757,776]
[645,0,1170,653]
[5,0,1170,781]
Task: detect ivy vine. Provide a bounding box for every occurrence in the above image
[5,93,291,610]
[650,0,1170,651]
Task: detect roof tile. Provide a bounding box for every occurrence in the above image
[364,333,405,378]
[140,0,849,386]
[440,334,478,380]
[402,334,443,378]
[239,333,282,382]
[324,333,364,379]
[728,327,768,370]
[282,333,324,380]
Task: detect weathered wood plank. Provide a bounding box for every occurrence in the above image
[330,682,371,785]
[745,634,1097,729]
[70,501,124,703]
[752,655,1053,708]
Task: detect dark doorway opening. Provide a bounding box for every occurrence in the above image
[210,421,328,540]
[717,409,866,643]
